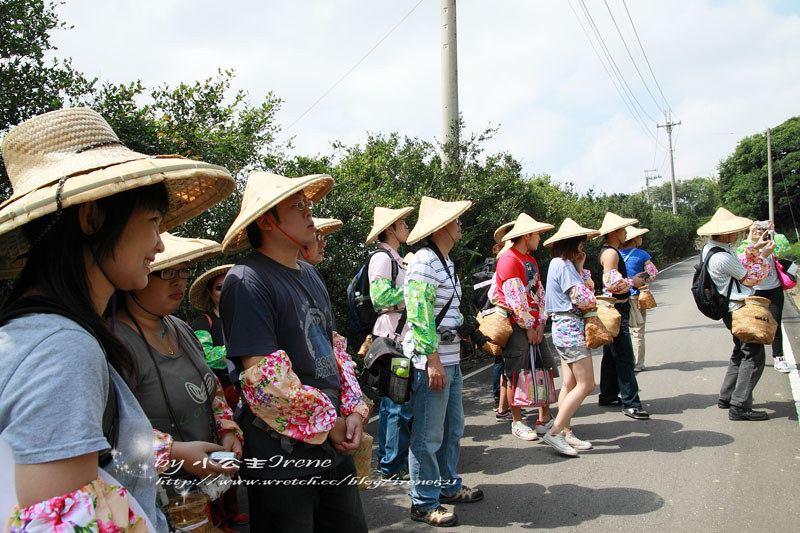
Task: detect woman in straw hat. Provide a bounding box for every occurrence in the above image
[300,216,342,266]
[112,233,245,531]
[596,212,650,420]
[541,218,600,456]
[0,108,234,531]
[403,196,483,527]
[620,226,659,372]
[218,171,369,531]
[698,208,774,421]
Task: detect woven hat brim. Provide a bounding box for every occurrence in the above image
[697,218,752,236]
[366,206,414,244]
[150,237,222,271]
[406,200,472,245]
[189,264,234,311]
[493,222,514,244]
[315,218,343,237]
[496,240,513,258]
[625,227,650,241]
[503,222,555,241]
[221,174,334,254]
[0,158,234,278]
[543,219,600,247]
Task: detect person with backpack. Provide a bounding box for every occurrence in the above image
[597,212,651,420]
[620,226,659,372]
[219,171,369,532]
[697,208,774,421]
[365,206,414,481]
[403,196,483,527]
[0,108,234,530]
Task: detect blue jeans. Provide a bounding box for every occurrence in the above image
[377,397,412,475]
[599,303,642,409]
[408,364,464,511]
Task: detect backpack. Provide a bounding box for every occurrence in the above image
[347,248,399,333]
[471,257,496,311]
[691,247,741,320]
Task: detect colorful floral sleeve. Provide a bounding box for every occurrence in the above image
[737,248,770,285]
[569,283,597,311]
[736,239,753,256]
[212,376,243,444]
[501,277,537,329]
[7,477,148,532]
[534,280,547,324]
[602,269,632,293]
[581,269,595,291]
[240,351,338,445]
[369,278,405,311]
[644,261,659,280]
[332,332,369,421]
[153,429,174,475]
[194,330,227,370]
[406,279,438,355]
[774,233,791,258]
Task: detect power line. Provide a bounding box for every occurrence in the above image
[279,0,425,139]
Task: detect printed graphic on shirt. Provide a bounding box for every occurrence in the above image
[523,259,538,292]
[184,372,216,404]
[303,305,338,379]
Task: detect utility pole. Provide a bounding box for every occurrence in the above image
[767,128,774,223]
[658,113,682,215]
[643,169,661,204]
[441,0,459,166]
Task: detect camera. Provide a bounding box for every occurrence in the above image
[640,272,651,281]
[764,230,775,241]
[438,328,456,344]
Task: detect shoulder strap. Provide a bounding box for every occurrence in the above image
[621,248,636,261]
[425,244,456,328]
[705,247,741,296]
[203,313,213,330]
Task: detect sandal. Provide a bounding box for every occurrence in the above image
[410,505,458,527]
[439,485,484,504]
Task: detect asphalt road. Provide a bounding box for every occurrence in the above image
[360,257,800,532]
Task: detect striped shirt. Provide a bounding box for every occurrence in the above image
[702,240,754,311]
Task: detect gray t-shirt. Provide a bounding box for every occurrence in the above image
[545,257,586,314]
[0,314,166,531]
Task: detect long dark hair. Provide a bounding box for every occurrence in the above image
[6,183,169,386]
[551,236,586,262]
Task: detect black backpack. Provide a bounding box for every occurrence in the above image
[347,248,399,333]
[471,257,496,311]
[691,247,741,320]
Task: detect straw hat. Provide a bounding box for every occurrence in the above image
[624,226,650,242]
[493,221,514,244]
[0,108,235,277]
[496,240,513,258]
[543,218,600,247]
[597,212,639,237]
[406,196,472,245]
[150,232,222,272]
[365,206,414,244]
[696,207,753,236]
[189,264,234,311]
[221,171,334,254]
[314,217,343,237]
[502,213,555,241]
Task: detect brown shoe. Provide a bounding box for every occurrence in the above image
[410,505,458,527]
[439,485,484,504]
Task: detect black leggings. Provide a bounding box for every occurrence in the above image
[755,285,785,358]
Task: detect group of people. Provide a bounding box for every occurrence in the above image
[0,107,793,533]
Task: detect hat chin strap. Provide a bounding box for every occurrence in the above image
[130,292,169,338]
[268,214,310,260]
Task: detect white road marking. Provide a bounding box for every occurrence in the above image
[780,325,800,425]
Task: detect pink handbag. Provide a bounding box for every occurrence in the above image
[511,369,534,407]
[775,256,797,290]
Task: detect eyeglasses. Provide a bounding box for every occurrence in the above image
[286,199,314,212]
[152,268,193,280]
[213,284,223,291]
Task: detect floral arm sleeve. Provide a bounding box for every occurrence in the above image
[737,247,770,284]
[569,283,597,311]
[602,269,632,293]
[535,280,547,324]
[212,376,243,443]
[736,239,753,256]
[501,277,537,329]
[7,477,148,532]
[644,261,659,280]
[239,351,338,445]
[581,269,595,291]
[194,330,227,370]
[369,278,405,311]
[406,280,438,355]
[153,429,174,474]
[332,332,369,421]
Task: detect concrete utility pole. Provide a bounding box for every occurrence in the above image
[767,128,774,223]
[643,169,661,204]
[441,0,459,166]
[658,113,682,215]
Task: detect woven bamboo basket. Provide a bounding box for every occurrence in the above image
[596,296,621,337]
[584,308,614,348]
[637,285,657,310]
[732,296,777,344]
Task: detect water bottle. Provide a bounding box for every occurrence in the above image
[388,357,410,404]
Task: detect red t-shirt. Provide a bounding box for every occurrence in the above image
[492,247,541,325]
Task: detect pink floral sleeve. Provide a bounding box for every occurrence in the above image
[534,280,547,325]
[240,350,338,445]
[212,376,243,444]
[153,429,174,475]
[581,269,595,291]
[501,278,537,328]
[332,332,369,421]
[7,477,148,532]
[602,269,632,293]
[644,261,659,280]
[737,248,770,285]
[569,283,597,311]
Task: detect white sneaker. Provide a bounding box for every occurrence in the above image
[774,357,791,373]
[542,431,578,456]
[511,421,539,441]
[535,417,555,436]
[563,430,592,450]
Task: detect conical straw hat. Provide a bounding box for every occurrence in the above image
[0,107,235,277]
[365,206,414,244]
[543,218,600,247]
[624,226,650,242]
[314,217,343,237]
[150,233,221,271]
[597,212,639,237]
[221,171,334,254]
[493,221,514,244]
[696,207,753,236]
[406,196,472,245]
[502,213,555,241]
[189,264,234,311]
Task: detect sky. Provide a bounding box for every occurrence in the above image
[48,0,800,195]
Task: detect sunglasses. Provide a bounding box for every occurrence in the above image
[152,268,193,280]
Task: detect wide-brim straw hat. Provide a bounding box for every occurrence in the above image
[150,232,222,272]
[493,221,514,245]
[406,196,472,245]
[314,217,343,237]
[624,226,650,242]
[697,207,753,236]
[221,171,334,254]
[0,108,235,277]
[189,263,234,311]
[597,212,639,237]
[543,218,600,247]
[365,206,414,244]
[502,213,555,241]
